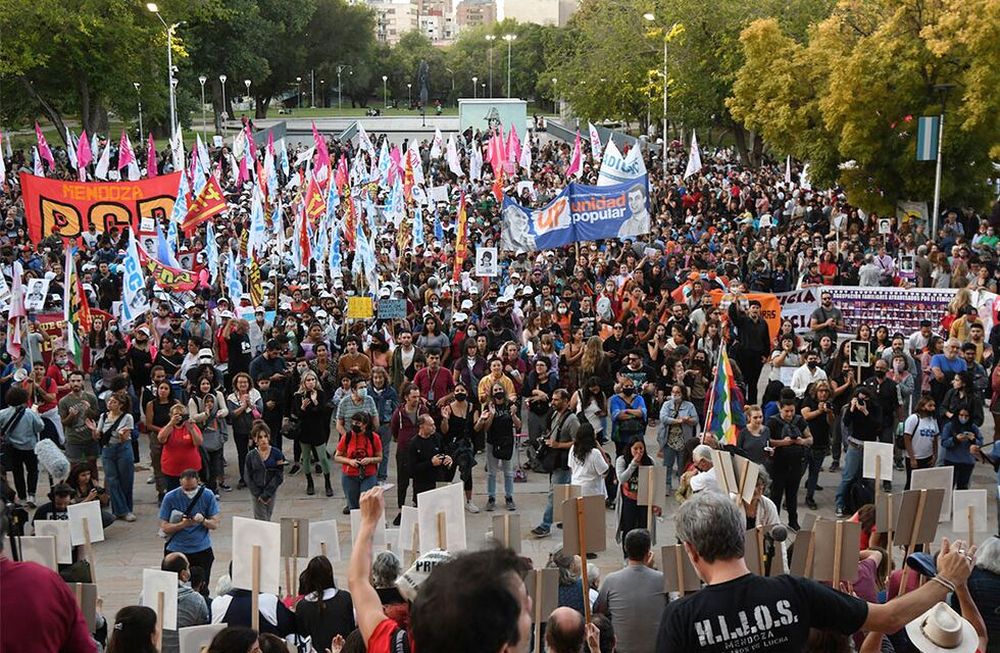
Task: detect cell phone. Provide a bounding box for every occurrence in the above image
[177,415,188,425]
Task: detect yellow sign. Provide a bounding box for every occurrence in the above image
[347,296,374,319]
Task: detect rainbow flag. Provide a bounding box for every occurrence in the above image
[704,347,746,445]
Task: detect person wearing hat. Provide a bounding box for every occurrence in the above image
[899,584,988,653]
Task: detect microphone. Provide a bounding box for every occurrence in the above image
[765,524,788,543]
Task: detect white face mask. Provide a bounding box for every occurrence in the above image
[182,487,199,498]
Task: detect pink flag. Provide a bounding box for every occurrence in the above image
[118,130,135,170]
[35,122,55,170]
[76,130,92,181]
[6,262,26,359]
[266,130,276,158]
[388,146,403,186]
[146,134,158,178]
[506,126,521,167]
[312,121,330,171]
[238,151,250,185]
[566,130,583,179]
[244,123,258,161]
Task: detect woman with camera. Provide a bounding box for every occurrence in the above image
[67,462,116,528]
[158,404,204,491]
[334,412,382,510]
[189,377,230,493]
[245,421,285,521]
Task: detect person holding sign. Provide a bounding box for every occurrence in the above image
[615,438,658,544]
[655,491,979,653]
[941,408,983,490]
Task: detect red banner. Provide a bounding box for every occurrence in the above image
[19,172,181,243]
[181,176,227,235]
[137,247,201,291]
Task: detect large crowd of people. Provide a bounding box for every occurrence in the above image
[1,116,999,653]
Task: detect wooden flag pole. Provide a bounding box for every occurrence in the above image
[156,591,165,652]
[886,494,894,572]
[533,571,543,653]
[899,489,927,597]
[576,497,591,625]
[251,545,261,632]
[82,517,97,585]
[805,532,816,578]
[833,521,844,589]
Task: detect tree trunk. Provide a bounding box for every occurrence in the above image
[21,77,68,145]
[733,125,751,165]
[751,131,764,168]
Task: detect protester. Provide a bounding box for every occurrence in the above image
[67,463,116,528]
[657,384,698,491]
[440,381,478,511]
[106,606,157,653]
[334,411,382,509]
[294,556,356,652]
[159,468,220,583]
[477,380,520,512]
[58,370,100,471]
[144,552,210,653]
[0,385,45,507]
[244,420,285,520]
[291,370,334,497]
[595,529,664,653]
[227,373,263,491]
[614,438,658,545]
[158,405,204,491]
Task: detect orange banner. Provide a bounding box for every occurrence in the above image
[19,172,180,243]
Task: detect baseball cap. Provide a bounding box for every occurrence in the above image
[460,299,473,310]
[452,312,468,322]
[197,348,214,362]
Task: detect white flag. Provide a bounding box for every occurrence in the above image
[3,130,12,159]
[683,130,702,179]
[32,147,44,176]
[597,139,647,187]
[94,141,111,180]
[588,122,603,160]
[446,135,464,177]
[0,139,6,187]
[785,155,792,185]
[170,125,185,171]
[120,230,149,330]
[470,141,483,181]
[196,134,211,171]
[519,135,532,172]
[357,123,375,155]
[409,146,425,187]
[430,127,443,159]
[65,128,78,170]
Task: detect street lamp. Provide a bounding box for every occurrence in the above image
[445,67,455,106]
[382,75,388,108]
[198,75,207,139]
[644,12,670,173]
[407,83,412,108]
[472,76,478,99]
[320,80,326,108]
[244,79,251,115]
[146,3,179,141]
[503,34,517,99]
[219,74,228,134]
[336,64,351,110]
[296,76,302,109]
[551,77,558,113]
[133,82,143,141]
[930,82,956,236]
[485,34,496,98]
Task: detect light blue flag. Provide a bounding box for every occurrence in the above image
[413,207,425,249]
[329,220,342,272]
[248,188,267,256]
[433,207,444,242]
[226,249,243,304]
[205,223,220,284]
[278,138,290,176]
[155,220,181,268]
[916,116,940,162]
[121,231,149,329]
[192,153,207,195]
[377,140,391,188]
[166,218,178,256]
[170,171,190,223]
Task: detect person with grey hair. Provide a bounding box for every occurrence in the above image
[689,444,717,493]
[655,491,980,653]
[370,550,406,606]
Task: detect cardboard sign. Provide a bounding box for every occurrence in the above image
[142,569,179,630]
[733,455,760,504]
[280,518,310,558]
[662,544,700,594]
[475,247,499,277]
[709,449,738,496]
[894,488,945,545]
[561,495,606,556]
[308,519,341,561]
[15,535,58,570]
[418,483,467,552]
[875,492,904,533]
[24,277,51,312]
[347,296,374,319]
[552,485,582,523]
[377,298,407,320]
[33,520,73,564]
[525,568,560,623]
[398,505,420,554]
[952,489,988,540]
[863,442,894,481]
[67,502,105,546]
[637,466,667,509]
[179,623,227,653]
[72,583,98,632]
[911,467,954,522]
[811,520,861,584]
[231,516,281,594]
[491,514,521,554]
[848,340,871,367]
[789,515,819,577]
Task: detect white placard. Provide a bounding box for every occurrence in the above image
[351,507,387,552]
[398,506,420,553]
[475,247,499,277]
[178,623,226,653]
[67,502,105,546]
[862,442,894,481]
[428,185,449,203]
[24,277,51,312]
[911,467,954,522]
[33,520,73,563]
[308,519,341,562]
[231,516,281,594]
[142,569,179,630]
[16,535,57,570]
[952,489,988,535]
[417,482,467,552]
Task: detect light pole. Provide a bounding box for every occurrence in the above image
[472,76,478,99]
[382,75,388,108]
[503,33,517,99]
[146,4,179,140]
[198,75,207,139]
[551,77,557,114]
[296,76,302,109]
[336,64,351,110]
[485,34,496,98]
[320,79,326,108]
[931,83,956,237]
[244,79,251,116]
[445,67,455,106]
[407,83,412,108]
[219,74,228,135]
[310,69,316,108]
[133,82,143,140]
[644,12,670,173]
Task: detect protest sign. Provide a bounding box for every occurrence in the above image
[491,514,521,554]
[15,535,57,570]
[417,483,467,552]
[821,286,997,336]
[775,288,820,334]
[308,519,341,561]
[597,138,648,187]
[34,520,72,563]
[911,467,954,522]
[68,501,105,546]
[377,298,406,320]
[232,516,281,595]
[179,624,226,653]
[350,507,387,552]
[862,442,894,483]
[662,544,701,594]
[24,277,50,312]
[711,290,783,341]
[19,171,180,242]
[475,247,499,277]
[73,583,98,632]
[811,519,861,585]
[500,176,650,252]
[347,296,374,319]
[142,569,179,631]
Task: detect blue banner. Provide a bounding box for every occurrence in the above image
[500,175,650,252]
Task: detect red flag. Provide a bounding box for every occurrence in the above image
[304,176,326,224]
[453,192,468,282]
[146,134,158,178]
[35,123,55,169]
[335,155,349,193]
[181,175,228,234]
[298,206,312,270]
[312,122,330,184]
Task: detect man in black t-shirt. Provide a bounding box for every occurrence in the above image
[656,492,978,653]
[765,399,812,531]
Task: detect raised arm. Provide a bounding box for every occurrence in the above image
[348,487,390,643]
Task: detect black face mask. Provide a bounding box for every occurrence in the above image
[493,392,506,400]
[455,392,467,401]
[875,370,886,378]
[807,360,818,369]
[622,387,635,397]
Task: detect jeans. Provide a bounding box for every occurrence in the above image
[377,429,391,482]
[663,447,683,489]
[7,448,38,500]
[342,473,377,510]
[65,440,101,470]
[805,449,826,500]
[835,444,863,511]
[539,468,573,530]
[165,475,181,492]
[904,455,934,490]
[101,440,134,516]
[486,450,514,500]
[252,496,275,521]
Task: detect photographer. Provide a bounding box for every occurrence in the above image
[159,468,220,585]
[67,463,115,529]
[158,405,204,492]
[334,412,383,510]
[835,386,882,517]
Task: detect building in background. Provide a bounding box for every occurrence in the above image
[369,0,419,44]
[455,0,496,29]
[497,0,576,26]
[419,10,458,44]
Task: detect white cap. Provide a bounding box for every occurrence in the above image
[452,312,468,322]
[460,299,473,310]
[197,348,214,361]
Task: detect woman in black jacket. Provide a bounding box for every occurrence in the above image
[294,556,355,653]
[291,370,334,497]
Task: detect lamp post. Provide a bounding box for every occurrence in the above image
[219,74,228,135]
[503,33,517,99]
[198,75,207,139]
[472,76,478,99]
[310,69,316,108]
[336,64,351,110]
[644,12,670,173]
[320,79,326,108]
[551,77,557,114]
[445,67,455,106]
[382,75,388,108]
[296,76,302,109]
[146,3,179,140]
[931,82,956,237]
[407,83,412,108]
[244,79,251,116]
[133,82,143,141]
[485,34,496,97]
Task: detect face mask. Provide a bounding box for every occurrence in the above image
[622,387,635,396]
[297,365,308,374]
[558,307,567,314]
[352,424,363,433]
[55,357,68,366]
[543,304,553,312]
[875,369,886,378]
[807,360,817,369]
[493,392,506,400]
[958,416,969,424]
[455,392,467,401]
[182,487,199,498]
[357,388,368,398]
[894,362,905,372]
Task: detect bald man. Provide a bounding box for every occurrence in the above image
[146,552,209,653]
[546,607,585,653]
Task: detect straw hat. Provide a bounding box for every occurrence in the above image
[905,602,978,653]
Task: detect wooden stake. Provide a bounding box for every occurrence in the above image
[576,497,591,625]
[755,526,766,576]
[292,521,300,596]
[968,505,974,547]
[320,541,328,559]
[251,545,261,632]
[875,455,882,506]
[805,531,816,578]
[899,489,927,596]
[886,494,894,572]
[533,570,543,653]
[82,517,97,585]
[833,520,844,589]
[75,582,83,607]
[437,511,447,551]
[156,591,164,652]
[284,556,291,600]
[674,544,685,594]
[647,471,656,532]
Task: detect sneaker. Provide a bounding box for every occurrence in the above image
[26,495,36,508]
[465,501,480,514]
[893,461,905,471]
[219,483,233,492]
[531,526,551,538]
[835,507,846,518]
[486,497,496,512]
[146,475,154,484]
[829,461,840,472]
[288,463,302,476]
[805,498,818,511]
[505,497,516,511]
[124,512,137,522]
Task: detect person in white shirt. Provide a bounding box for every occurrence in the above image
[790,350,828,399]
[689,444,718,493]
[568,423,609,498]
[908,320,934,357]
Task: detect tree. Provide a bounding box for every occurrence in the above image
[729,0,1000,214]
[305,0,377,109]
